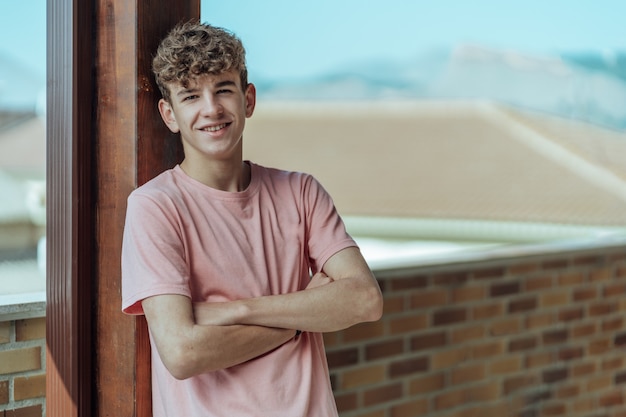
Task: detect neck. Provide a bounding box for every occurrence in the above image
[180,158,251,192]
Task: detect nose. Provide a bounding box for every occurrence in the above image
[200,94,223,117]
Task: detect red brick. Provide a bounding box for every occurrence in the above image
[432,347,470,369]
[473,267,505,280]
[555,384,579,399]
[451,285,485,303]
[15,318,46,341]
[601,316,623,332]
[558,346,583,361]
[571,361,595,378]
[342,364,386,389]
[434,387,466,410]
[383,295,405,315]
[557,272,585,286]
[0,321,10,344]
[571,322,596,339]
[508,336,537,352]
[542,329,568,345]
[509,262,541,275]
[472,340,504,360]
[343,320,385,343]
[587,374,612,392]
[0,379,8,404]
[589,267,612,282]
[389,356,429,378]
[390,398,429,417]
[410,331,446,351]
[558,307,584,322]
[573,287,597,302]
[572,254,604,266]
[599,390,623,407]
[432,307,467,326]
[451,325,484,344]
[410,289,447,309]
[602,356,623,372]
[0,347,41,374]
[432,271,468,286]
[334,392,357,413]
[540,291,570,308]
[409,372,445,395]
[326,347,359,368]
[323,331,339,347]
[503,374,536,395]
[525,274,553,291]
[14,373,46,401]
[490,281,519,297]
[589,301,617,317]
[390,275,428,291]
[542,259,569,270]
[389,314,428,334]
[616,370,626,385]
[467,380,499,402]
[490,317,521,336]
[588,336,612,355]
[450,363,485,385]
[526,351,554,369]
[362,382,403,407]
[541,402,566,415]
[508,296,537,313]
[543,367,568,383]
[525,311,554,330]
[473,302,504,320]
[365,338,404,360]
[5,405,43,417]
[489,356,522,375]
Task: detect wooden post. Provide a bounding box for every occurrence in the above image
[46,1,197,416]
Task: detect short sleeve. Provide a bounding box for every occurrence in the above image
[121,192,191,315]
[302,175,357,273]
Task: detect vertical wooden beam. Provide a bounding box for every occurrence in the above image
[46,0,96,415]
[47,0,197,416]
[95,1,197,417]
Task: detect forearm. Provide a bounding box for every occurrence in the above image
[183,324,295,375]
[142,294,295,380]
[239,277,380,332]
[195,276,381,333]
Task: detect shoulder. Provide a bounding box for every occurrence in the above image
[251,162,318,189]
[128,167,183,202]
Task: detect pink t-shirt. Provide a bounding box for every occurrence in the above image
[122,162,356,417]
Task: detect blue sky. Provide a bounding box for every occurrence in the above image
[0,0,624,82]
[201,0,626,80]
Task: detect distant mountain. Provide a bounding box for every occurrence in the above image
[254,45,626,131]
[0,54,45,111]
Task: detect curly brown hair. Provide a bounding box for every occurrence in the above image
[152,21,248,102]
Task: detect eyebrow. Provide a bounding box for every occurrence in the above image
[174,80,238,98]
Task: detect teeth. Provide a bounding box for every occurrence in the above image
[205,123,227,132]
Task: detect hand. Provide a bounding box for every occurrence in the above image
[305,271,334,290]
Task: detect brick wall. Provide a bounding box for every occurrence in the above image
[3,246,626,417]
[327,246,626,417]
[0,318,46,417]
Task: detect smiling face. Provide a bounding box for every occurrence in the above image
[158,70,256,167]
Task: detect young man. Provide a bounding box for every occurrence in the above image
[121,21,383,417]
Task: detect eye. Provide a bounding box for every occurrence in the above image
[217,88,233,94]
[182,94,199,101]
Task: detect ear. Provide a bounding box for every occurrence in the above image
[244,83,256,118]
[158,99,180,133]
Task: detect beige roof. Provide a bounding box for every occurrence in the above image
[0,115,45,179]
[244,100,626,226]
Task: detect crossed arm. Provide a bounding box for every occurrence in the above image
[141,247,383,380]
